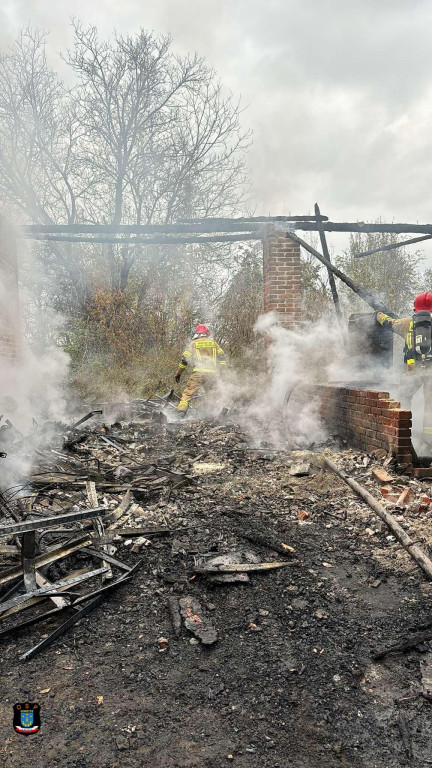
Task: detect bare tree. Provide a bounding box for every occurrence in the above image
[0,28,97,306]
[0,23,250,312]
[66,22,250,291]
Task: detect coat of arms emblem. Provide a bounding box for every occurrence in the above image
[13,703,40,734]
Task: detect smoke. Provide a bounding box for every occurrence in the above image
[217,310,401,450]
[242,310,430,455]
[0,346,72,494]
[181,312,338,448]
[0,246,75,493]
[0,345,71,430]
[239,312,333,448]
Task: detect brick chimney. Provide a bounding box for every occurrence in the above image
[263,225,302,327]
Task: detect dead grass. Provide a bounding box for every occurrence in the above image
[70,346,182,402]
[70,344,264,405]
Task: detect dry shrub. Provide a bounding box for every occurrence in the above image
[70,346,182,402]
[216,248,264,362]
[68,285,197,401]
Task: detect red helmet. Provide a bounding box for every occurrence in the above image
[414,292,432,312]
[195,324,210,336]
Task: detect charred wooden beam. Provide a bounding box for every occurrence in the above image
[373,628,432,660]
[286,232,395,314]
[86,481,112,582]
[315,203,343,325]
[21,233,261,245]
[0,568,91,619]
[18,561,143,660]
[0,564,139,639]
[17,219,432,238]
[70,410,103,428]
[20,595,105,661]
[0,535,92,587]
[180,215,329,223]
[0,567,109,616]
[354,234,432,259]
[240,529,296,556]
[294,221,432,234]
[83,547,131,572]
[21,530,36,592]
[195,561,298,573]
[0,507,107,535]
[21,222,263,234]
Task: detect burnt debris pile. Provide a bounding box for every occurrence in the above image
[3,408,432,762]
[0,404,202,660]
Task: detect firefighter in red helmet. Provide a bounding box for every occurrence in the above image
[174,324,227,416]
[377,292,432,446]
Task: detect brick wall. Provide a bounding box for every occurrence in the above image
[263,225,302,327]
[308,384,414,469]
[0,216,19,360]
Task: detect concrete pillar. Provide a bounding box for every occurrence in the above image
[0,216,19,360]
[262,225,302,327]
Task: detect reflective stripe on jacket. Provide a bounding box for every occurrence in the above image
[178,337,227,374]
[376,313,415,368]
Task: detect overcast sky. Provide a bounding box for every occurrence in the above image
[2,0,432,231]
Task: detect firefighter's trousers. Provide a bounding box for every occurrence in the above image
[177,372,216,412]
[398,371,432,444]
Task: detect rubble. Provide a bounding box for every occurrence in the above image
[2,408,432,765]
[420,653,432,701]
[0,406,196,657]
[179,595,218,645]
[289,462,310,476]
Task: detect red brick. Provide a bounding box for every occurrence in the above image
[372,467,394,484]
[396,438,413,448]
[413,467,432,479]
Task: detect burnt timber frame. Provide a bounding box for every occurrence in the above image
[19,217,432,243]
[14,210,432,317]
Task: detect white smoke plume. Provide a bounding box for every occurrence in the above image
[0,341,72,493]
[0,345,71,431]
[241,310,428,454]
[242,312,334,448]
[182,312,337,447]
[0,255,74,493]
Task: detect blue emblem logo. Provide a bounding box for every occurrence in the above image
[21,711,34,728]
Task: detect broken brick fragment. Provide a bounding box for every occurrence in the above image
[396,488,414,506]
[372,468,394,485]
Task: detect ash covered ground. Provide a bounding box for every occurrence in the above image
[1,414,432,768]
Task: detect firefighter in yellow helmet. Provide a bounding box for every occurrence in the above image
[174,324,227,416]
[376,292,432,447]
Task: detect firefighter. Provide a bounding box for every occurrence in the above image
[174,324,227,416]
[376,292,432,446]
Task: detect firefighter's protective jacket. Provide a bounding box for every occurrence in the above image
[376,312,415,369]
[175,336,227,377]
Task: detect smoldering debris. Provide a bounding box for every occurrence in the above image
[0,402,198,658]
[0,403,303,659]
[3,406,432,765]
